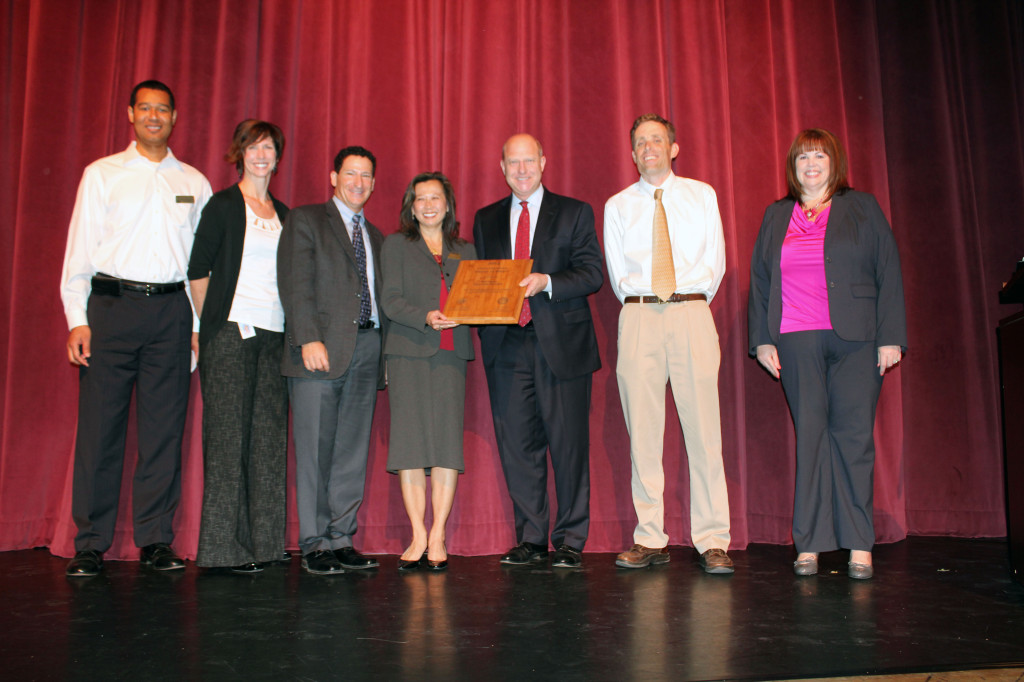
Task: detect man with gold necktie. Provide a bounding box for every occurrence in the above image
[603,113,734,574]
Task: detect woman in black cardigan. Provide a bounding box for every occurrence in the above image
[188,120,290,574]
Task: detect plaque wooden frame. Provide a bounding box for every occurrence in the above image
[443,259,534,324]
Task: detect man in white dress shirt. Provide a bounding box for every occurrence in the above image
[60,80,212,577]
[603,113,734,574]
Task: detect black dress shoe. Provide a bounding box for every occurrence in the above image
[335,547,379,570]
[500,542,549,565]
[426,558,448,571]
[278,551,293,562]
[397,554,424,572]
[66,550,103,577]
[230,562,264,574]
[302,550,344,575]
[551,544,583,569]
[140,543,185,571]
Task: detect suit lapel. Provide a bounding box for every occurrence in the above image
[325,200,358,266]
[441,241,464,286]
[824,192,851,249]
[772,200,794,256]
[414,234,435,263]
[362,218,386,305]
[489,197,514,259]
[532,191,559,258]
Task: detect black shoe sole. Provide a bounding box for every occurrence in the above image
[301,562,344,575]
[230,565,265,575]
[66,567,101,577]
[338,562,379,570]
[500,553,549,565]
[142,562,185,571]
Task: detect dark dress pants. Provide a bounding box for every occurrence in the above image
[777,330,883,553]
[288,328,380,555]
[484,324,591,551]
[196,323,288,567]
[72,289,193,552]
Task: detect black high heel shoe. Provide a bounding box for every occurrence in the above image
[398,553,425,571]
[426,544,448,571]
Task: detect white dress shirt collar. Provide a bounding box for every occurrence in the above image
[123,140,184,171]
[638,172,675,197]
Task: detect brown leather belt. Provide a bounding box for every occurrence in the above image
[91,274,185,297]
[624,293,706,304]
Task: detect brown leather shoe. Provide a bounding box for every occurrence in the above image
[615,544,670,568]
[699,548,735,574]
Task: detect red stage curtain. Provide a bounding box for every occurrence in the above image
[1,0,1021,559]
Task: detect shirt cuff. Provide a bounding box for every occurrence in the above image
[67,309,89,330]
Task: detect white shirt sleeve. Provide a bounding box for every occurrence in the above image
[60,166,103,330]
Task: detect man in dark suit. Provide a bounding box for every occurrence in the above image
[473,133,603,569]
[278,146,387,575]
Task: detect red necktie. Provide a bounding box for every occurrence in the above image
[514,200,532,326]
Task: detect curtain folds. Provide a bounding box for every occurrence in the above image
[2,0,1021,559]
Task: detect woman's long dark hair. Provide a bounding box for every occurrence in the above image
[398,172,464,247]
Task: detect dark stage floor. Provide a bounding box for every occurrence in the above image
[4,537,1023,681]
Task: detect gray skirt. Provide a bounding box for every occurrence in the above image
[386,351,467,473]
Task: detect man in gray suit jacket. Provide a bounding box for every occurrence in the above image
[278,146,387,575]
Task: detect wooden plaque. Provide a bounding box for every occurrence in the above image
[443,259,534,324]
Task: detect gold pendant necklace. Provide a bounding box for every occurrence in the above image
[801,196,830,219]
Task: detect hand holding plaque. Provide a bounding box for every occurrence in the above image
[443,259,534,324]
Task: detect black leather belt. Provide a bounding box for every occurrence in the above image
[624,293,706,304]
[91,274,185,297]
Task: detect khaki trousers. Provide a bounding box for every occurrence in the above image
[615,300,731,552]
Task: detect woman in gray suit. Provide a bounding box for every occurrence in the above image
[380,172,476,571]
[748,129,907,580]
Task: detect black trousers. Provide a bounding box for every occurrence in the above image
[72,289,192,552]
[777,330,883,553]
[484,324,591,551]
[196,323,288,567]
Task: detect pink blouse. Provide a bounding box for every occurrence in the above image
[780,203,833,333]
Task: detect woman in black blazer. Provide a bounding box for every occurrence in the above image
[188,120,290,574]
[380,172,476,572]
[748,129,907,579]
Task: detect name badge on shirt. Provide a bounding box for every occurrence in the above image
[238,323,256,339]
[176,195,195,203]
